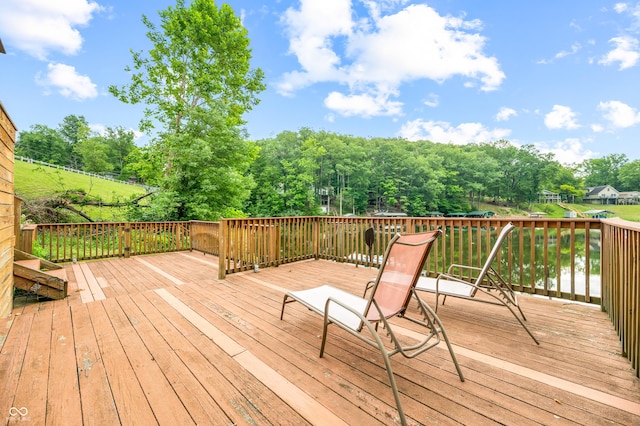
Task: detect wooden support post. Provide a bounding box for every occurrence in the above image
[218,220,226,280]
[313,218,319,260]
[20,224,37,254]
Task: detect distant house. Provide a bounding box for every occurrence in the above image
[583,185,620,205]
[538,189,561,204]
[618,191,640,205]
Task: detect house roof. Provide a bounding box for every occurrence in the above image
[585,185,619,196]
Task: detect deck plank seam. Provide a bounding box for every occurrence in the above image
[241,272,640,417]
[153,287,349,426]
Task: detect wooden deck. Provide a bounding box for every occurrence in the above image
[1,251,639,425]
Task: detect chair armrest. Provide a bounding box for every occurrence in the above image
[324,296,368,332]
[446,263,483,274]
[363,278,377,298]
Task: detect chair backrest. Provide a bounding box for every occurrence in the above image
[364,230,441,322]
[473,222,515,285]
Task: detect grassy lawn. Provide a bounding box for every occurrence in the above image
[567,203,640,222]
[518,203,640,221]
[15,160,147,221]
[15,160,145,200]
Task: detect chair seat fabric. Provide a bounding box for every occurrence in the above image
[416,276,474,298]
[287,284,368,331]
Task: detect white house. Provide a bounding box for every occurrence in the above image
[583,185,620,205]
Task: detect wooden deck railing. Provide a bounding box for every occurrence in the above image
[221,217,602,301]
[600,218,640,378]
[190,220,221,255]
[28,221,192,262]
[20,215,638,377]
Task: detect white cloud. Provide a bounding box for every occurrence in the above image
[598,100,640,128]
[0,0,103,59]
[544,105,580,130]
[614,2,640,31]
[324,91,403,117]
[599,36,640,69]
[555,43,582,59]
[37,63,98,101]
[423,93,439,108]
[278,1,504,117]
[535,138,597,166]
[398,119,510,143]
[496,107,517,122]
[538,42,586,65]
[278,0,353,93]
[614,3,629,14]
[89,123,106,135]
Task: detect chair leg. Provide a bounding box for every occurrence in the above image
[380,347,408,426]
[320,309,408,425]
[504,303,539,345]
[515,302,528,322]
[279,294,290,320]
[417,297,465,382]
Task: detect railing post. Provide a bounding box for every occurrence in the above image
[313,217,319,259]
[218,219,227,279]
[123,223,131,258]
[20,224,37,254]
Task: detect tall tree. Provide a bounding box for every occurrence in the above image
[103,126,136,177]
[74,136,112,173]
[109,0,265,220]
[618,160,640,191]
[15,124,68,165]
[580,154,628,189]
[58,115,90,169]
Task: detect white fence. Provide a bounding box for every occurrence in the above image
[16,156,148,188]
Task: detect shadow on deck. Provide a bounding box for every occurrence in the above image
[1,251,639,425]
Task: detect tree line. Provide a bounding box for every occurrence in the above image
[15,0,640,222]
[16,115,640,220]
[16,115,137,180]
[245,130,640,217]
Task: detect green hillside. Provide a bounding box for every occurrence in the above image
[494,202,640,221]
[563,203,640,222]
[15,160,147,222]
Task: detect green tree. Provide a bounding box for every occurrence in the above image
[248,131,322,216]
[123,146,163,186]
[109,0,265,220]
[58,115,90,168]
[103,126,136,177]
[15,124,68,165]
[580,154,628,189]
[74,136,112,173]
[618,160,640,191]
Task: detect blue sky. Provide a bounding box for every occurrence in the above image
[1,1,640,165]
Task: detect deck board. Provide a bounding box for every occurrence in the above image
[47,300,83,426]
[1,252,639,425]
[71,302,120,425]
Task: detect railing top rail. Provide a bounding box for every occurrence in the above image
[601,217,640,231]
[34,221,192,226]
